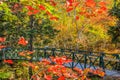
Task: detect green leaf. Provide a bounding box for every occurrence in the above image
[44,3,55,13]
[0,72,12,79]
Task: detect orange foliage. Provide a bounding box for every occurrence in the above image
[73,67,83,74]
[50,16,59,21]
[0,45,6,50]
[39,5,46,10]
[51,56,72,65]
[85,0,96,8]
[66,7,73,12]
[26,6,34,11]
[0,37,6,42]
[18,51,26,56]
[79,0,108,19]
[18,50,33,58]
[89,68,105,77]
[46,10,52,16]
[66,0,80,12]
[18,37,28,46]
[44,74,52,80]
[76,16,79,20]
[58,76,65,80]
[99,1,106,7]
[41,59,51,65]
[28,62,36,69]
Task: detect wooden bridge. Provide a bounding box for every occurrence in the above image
[0,47,120,72]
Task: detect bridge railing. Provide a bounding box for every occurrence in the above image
[0,47,119,71]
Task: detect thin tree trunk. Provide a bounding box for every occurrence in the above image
[29,15,34,80]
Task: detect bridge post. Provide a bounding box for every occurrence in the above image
[60,49,64,55]
[1,48,5,60]
[52,48,55,57]
[99,53,105,70]
[84,54,87,68]
[35,49,39,61]
[72,52,75,70]
[44,48,47,58]
[115,54,120,70]
[89,52,92,67]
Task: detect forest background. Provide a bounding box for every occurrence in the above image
[0,0,120,53]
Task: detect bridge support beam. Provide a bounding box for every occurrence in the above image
[72,52,75,70]
[84,54,87,69]
[99,53,105,70]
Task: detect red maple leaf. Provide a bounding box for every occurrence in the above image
[66,0,73,7]
[67,0,74,3]
[4,59,13,64]
[18,51,26,56]
[63,73,71,78]
[0,45,6,50]
[44,74,52,80]
[73,67,83,74]
[29,63,36,69]
[26,5,40,15]
[31,75,38,80]
[76,16,79,20]
[66,0,79,8]
[33,9,39,14]
[48,65,65,74]
[50,16,59,21]
[79,12,86,15]
[100,6,107,11]
[50,0,57,6]
[14,3,19,8]
[27,10,39,15]
[18,37,28,46]
[85,0,96,8]
[27,51,33,55]
[0,37,6,42]
[22,62,28,66]
[26,6,34,11]
[46,11,52,16]
[97,6,107,14]
[58,76,65,80]
[41,59,51,65]
[99,1,106,7]
[73,2,80,8]
[27,11,33,15]
[51,56,72,65]
[66,7,73,12]
[39,5,46,10]
[81,75,86,80]
[52,57,64,65]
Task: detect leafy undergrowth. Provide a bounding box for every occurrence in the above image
[1,56,105,80]
[0,72,12,79]
[0,62,29,80]
[29,56,105,80]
